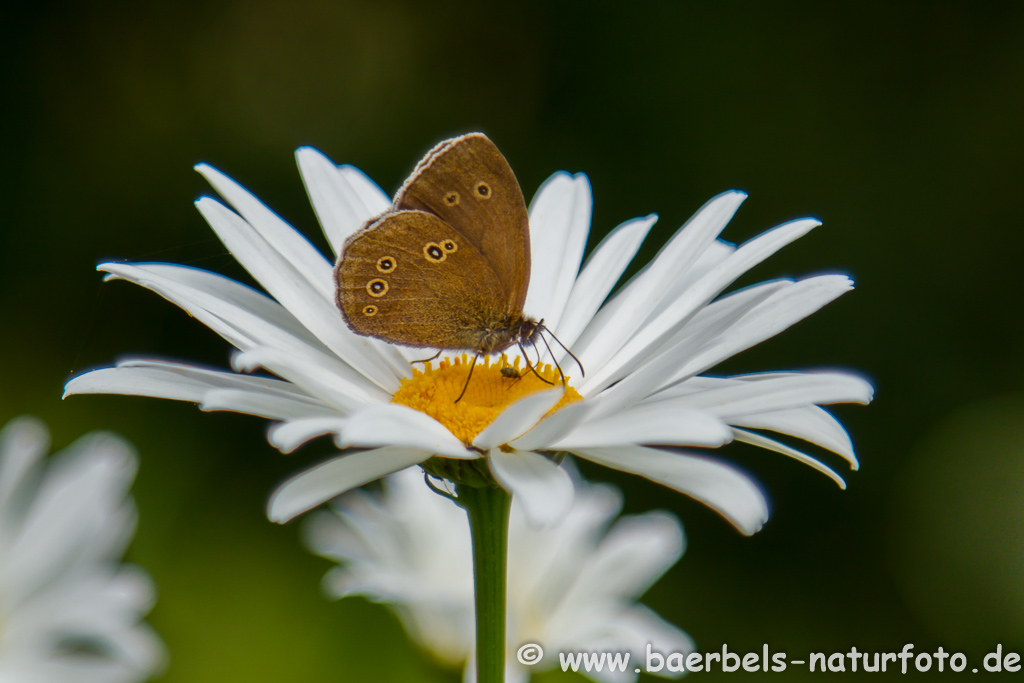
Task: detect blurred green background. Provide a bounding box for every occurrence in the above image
[2,1,1023,680]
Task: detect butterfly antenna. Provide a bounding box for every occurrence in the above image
[454,355,479,404]
[536,331,569,387]
[539,324,585,378]
[516,341,555,386]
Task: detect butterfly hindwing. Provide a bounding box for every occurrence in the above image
[336,210,508,349]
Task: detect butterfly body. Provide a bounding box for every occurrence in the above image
[335,134,540,357]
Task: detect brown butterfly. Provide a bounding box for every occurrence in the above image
[334,134,579,398]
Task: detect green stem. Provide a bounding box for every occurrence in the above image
[456,482,511,683]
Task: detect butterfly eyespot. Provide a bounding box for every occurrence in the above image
[362,305,378,317]
[423,242,447,262]
[366,278,389,297]
[376,256,397,273]
[475,181,491,199]
[443,192,460,206]
[441,239,458,253]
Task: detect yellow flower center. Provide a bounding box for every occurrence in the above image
[392,354,583,446]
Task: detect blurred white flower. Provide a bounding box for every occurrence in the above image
[304,466,693,683]
[65,142,871,533]
[0,416,164,683]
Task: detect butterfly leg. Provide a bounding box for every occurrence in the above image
[454,354,480,404]
[516,340,555,386]
[412,349,444,365]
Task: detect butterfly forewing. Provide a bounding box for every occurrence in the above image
[336,210,509,349]
[394,133,530,314]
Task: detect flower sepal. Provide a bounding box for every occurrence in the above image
[422,455,497,489]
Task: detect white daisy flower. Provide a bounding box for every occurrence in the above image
[0,416,164,683]
[305,465,692,683]
[64,143,872,534]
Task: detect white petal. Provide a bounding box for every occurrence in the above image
[660,372,874,418]
[64,359,317,403]
[567,510,684,600]
[488,450,573,527]
[731,406,858,468]
[624,604,695,657]
[585,279,787,412]
[200,389,337,421]
[505,664,530,683]
[268,418,349,453]
[573,445,768,535]
[194,197,405,391]
[524,172,592,333]
[650,238,736,320]
[302,509,364,561]
[11,566,156,639]
[296,148,390,256]
[341,165,392,216]
[509,401,592,452]
[2,434,137,603]
[232,347,379,413]
[580,217,820,396]
[100,263,361,377]
[114,262,324,345]
[472,389,564,451]
[573,191,746,375]
[552,405,731,449]
[732,428,846,488]
[656,274,855,389]
[68,282,372,417]
[551,215,656,354]
[507,470,624,605]
[340,404,476,459]
[556,604,692,683]
[0,417,48,516]
[268,447,431,522]
[196,163,336,298]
